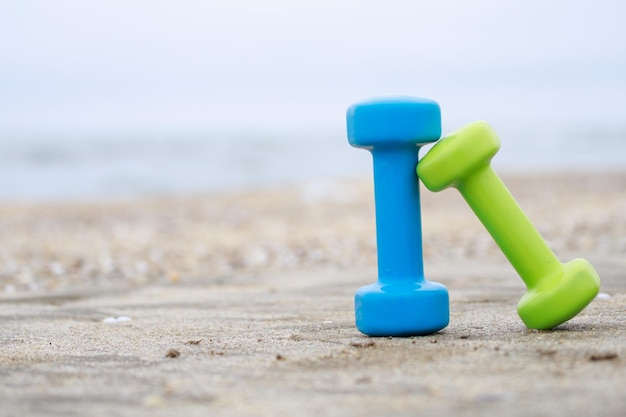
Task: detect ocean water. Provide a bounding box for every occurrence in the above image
[0,124,624,201]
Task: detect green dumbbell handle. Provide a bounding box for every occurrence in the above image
[459,164,561,289]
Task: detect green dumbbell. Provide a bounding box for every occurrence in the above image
[417,121,600,329]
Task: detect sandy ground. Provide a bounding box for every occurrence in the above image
[0,171,625,416]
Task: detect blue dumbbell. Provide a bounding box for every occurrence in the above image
[346,96,449,336]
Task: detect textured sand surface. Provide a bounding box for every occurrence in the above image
[0,172,625,416]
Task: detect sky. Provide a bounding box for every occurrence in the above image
[1,0,625,135]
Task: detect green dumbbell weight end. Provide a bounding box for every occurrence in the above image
[417,121,600,329]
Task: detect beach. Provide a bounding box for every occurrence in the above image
[1,171,625,416]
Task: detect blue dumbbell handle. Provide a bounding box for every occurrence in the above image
[371,146,425,284]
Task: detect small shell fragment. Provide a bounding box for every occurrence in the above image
[102,316,132,324]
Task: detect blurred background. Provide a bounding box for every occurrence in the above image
[1,0,625,200]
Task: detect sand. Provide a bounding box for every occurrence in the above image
[0,171,625,416]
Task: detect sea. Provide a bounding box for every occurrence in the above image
[0,124,624,201]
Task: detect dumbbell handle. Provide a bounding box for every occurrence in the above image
[458,163,561,288]
[372,147,425,284]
